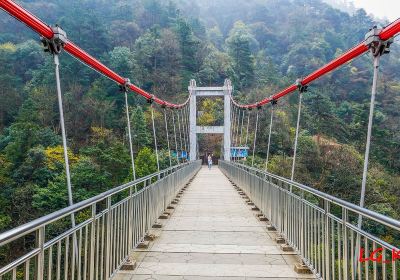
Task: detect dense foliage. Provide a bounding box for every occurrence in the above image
[0,0,399,247]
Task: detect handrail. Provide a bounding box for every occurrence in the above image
[220,160,399,279]
[0,0,190,109]
[0,161,193,246]
[225,161,400,231]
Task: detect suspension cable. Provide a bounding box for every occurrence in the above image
[184,108,189,158]
[53,53,79,267]
[150,104,160,174]
[235,108,241,147]
[235,106,239,146]
[245,110,250,147]
[230,104,234,147]
[290,91,303,187]
[353,37,389,276]
[171,110,180,164]
[231,105,235,160]
[239,109,245,146]
[184,105,190,159]
[358,54,381,224]
[230,102,234,160]
[176,109,184,161]
[180,108,188,160]
[264,105,275,172]
[163,108,172,168]
[124,88,137,189]
[54,54,75,225]
[233,105,239,161]
[251,110,260,167]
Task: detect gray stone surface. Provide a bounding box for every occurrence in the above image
[114,167,315,280]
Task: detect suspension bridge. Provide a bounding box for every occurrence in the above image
[0,0,400,279]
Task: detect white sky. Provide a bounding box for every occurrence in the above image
[352,0,399,21]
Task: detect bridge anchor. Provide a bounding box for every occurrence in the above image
[152,222,163,228]
[275,236,286,244]
[280,244,294,252]
[120,258,137,271]
[294,262,312,274]
[137,241,150,249]
[144,233,157,241]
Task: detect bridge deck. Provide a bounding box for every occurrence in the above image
[115,166,315,279]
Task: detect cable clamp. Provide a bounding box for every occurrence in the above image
[364,26,393,56]
[147,95,154,104]
[296,78,308,93]
[41,25,67,54]
[119,78,131,92]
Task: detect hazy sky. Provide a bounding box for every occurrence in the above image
[352,0,399,21]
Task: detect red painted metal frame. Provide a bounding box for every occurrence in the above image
[233,19,400,109]
[1,0,399,109]
[0,0,187,108]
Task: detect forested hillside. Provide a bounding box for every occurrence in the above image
[0,0,399,244]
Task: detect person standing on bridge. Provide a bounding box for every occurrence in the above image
[207,154,213,169]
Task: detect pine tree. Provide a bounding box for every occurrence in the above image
[130,106,151,152]
[226,21,256,89]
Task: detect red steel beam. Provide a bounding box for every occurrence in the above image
[380,19,400,41]
[0,0,188,108]
[1,0,399,109]
[235,18,400,109]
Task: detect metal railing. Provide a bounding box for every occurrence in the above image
[219,160,400,280]
[0,160,201,280]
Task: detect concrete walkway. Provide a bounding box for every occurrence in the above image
[115,166,315,279]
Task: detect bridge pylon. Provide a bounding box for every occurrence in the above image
[188,79,232,161]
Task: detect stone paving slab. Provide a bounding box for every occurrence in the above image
[135,252,288,265]
[140,243,288,254]
[154,231,275,246]
[132,263,315,278]
[113,166,315,280]
[116,274,303,280]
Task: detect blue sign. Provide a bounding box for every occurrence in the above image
[181,151,187,159]
[231,147,249,158]
[172,150,188,159]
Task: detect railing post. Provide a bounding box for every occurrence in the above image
[89,204,96,280]
[35,226,45,280]
[104,197,112,278]
[324,200,331,280]
[342,208,349,280]
[128,186,134,255]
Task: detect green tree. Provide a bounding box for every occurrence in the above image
[174,17,201,84]
[198,44,233,86]
[130,106,151,152]
[81,127,131,186]
[226,21,257,89]
[135,147,157,178]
